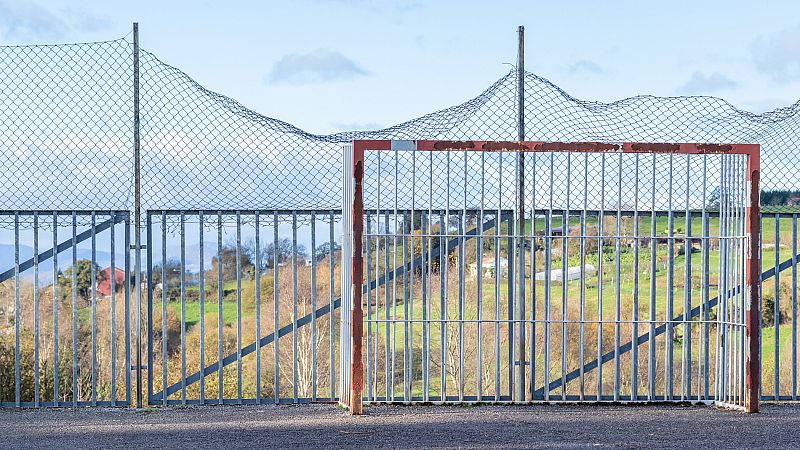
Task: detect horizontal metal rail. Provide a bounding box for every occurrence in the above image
[537,249,799,397]
[0,213,128,283]
[152,215,500,401]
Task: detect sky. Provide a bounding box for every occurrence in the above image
[0,0,798,136]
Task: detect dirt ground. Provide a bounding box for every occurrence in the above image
[0,403,798,449]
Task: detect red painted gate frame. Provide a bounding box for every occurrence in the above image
[347,139,760,414]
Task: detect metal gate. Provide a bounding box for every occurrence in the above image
[342,139,760,413]
[145,210,344,405]
[0,211,132,407]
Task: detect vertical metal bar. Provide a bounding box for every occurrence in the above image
[648,154,657,400]
[423,208,430,402]
[146,213,153,405]
[374,152,382,403]
[683,156,692,400]
[199,212,205,403]
[291,212,299,403]
[13,213,19,406]
[494,157,501,401]
[386,211,392,401]
[746,147,760,412]
[632,154,640,401]
[493,204,499,402]
[110,213,117,405]
[394,151,401,402]
[666,154,674,401]
[180,212,187,404]
[161,213,168,405]
[517,26,527,403]
[579,154,588,400]
[507,209,515,398]
[330,212,336,401]
[475,207,483,401]
[350,146,365,414]
[426,151,434,402]
[775,213,780,398]
[793,214,798,400]
[71,213,77,406]
[441,206,447,402]
[614,154,621,401]
[310,213,317,402]
[715,157,727,402]
[702,158,709,400]
[236,212,243,403]
[218,213,224,403]
[477,150,485,401]
[410,150,417,402]
[740,156,748,405]
[254,212,260,403]
[530,152,538,400]
[91,212,97,406]
[33,212,40,406]
[273,212,280,403]
[125,215,132,404]
[52,213,59,404]
[562,154,571,401]
[365,214,372,402]
[133,21,143,409]
[544,153,553,401]
[458,209,465,402]
[597,154,606,399]
[404,212,411,402]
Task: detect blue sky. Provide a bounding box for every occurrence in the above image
[0,0,798,134]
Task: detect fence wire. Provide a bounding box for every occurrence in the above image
[0,35,799,217]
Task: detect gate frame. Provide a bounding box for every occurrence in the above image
[343,139,761,414]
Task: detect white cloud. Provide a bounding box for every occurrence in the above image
[675,72,738,95]
[752,24,800,83]
[268,49,368,84]
[565,60,603,75]
[0,0,109,41]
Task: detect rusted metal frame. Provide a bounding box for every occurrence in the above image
[352,140,761,409]
[350,142,365,414]
[404,140,758,156]
[745,147,761,413]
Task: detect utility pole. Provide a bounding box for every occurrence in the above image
[516,25,527,402]
[133,22,143,408]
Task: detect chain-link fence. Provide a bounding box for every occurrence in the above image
[2,35,799,215]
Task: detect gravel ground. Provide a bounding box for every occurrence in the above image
[0,403,798,449]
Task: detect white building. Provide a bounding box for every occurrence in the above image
[468,256,509,279]
[534,264,597,282]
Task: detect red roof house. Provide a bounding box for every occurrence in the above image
[98,267,125,297]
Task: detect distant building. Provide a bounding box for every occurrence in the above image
[535,264,596,282]
[469,256,509,279]
[97,267,125,297]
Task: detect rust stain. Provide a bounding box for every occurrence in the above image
[432,140,476,150]
[535,142,619,152]
[697,143,733,154]
[630,143,680,153]
[482,141,529,152]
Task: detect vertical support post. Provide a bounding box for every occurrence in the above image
[133,22,143,408]
[516,24,526,402]
[350,143,365,415]
[745,147,761,413]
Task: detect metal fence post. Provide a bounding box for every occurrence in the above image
[133,22,143,408]
[746,146,761,413]
[516,25,526,402]
[350,142,365,415]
